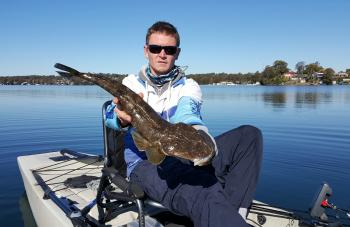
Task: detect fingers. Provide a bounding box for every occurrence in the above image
[113,97,119,104]
[112,93,143,126]
[114,107,132,127]
[116,108,132,122]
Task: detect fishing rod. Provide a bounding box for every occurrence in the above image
[320,198,350,218]
[310,182,350,222]
[250,182,350,226]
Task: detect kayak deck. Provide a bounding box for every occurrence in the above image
[18,150,150,226]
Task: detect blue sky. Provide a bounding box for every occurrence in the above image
[1,0,349,76]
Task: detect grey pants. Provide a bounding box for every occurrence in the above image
[130,125,263,227]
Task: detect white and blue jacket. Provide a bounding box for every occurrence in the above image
[105,66,217,177]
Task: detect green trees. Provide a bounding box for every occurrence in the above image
[295,61,305,76]
[304,62,323,76]
[273,60,289,75]
[261,60,289,85]
[322,68,335,85]
[189,72,260,85]
[346,69,350,75]
[302,62,323,83]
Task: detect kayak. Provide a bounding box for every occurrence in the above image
[18,149,301,227]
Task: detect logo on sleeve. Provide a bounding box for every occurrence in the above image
[106,106,115,119]
[190,100,201,116]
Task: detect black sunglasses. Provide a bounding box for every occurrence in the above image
[148,45,178,55]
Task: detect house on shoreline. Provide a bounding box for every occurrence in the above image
[283,70,350,85]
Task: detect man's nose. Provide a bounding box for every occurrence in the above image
[159,49,167,57]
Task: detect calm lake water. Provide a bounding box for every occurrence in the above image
[1,85,350,226]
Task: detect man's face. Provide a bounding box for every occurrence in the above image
[144,32,180,76]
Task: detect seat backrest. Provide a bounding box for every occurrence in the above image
[102,100,127,178]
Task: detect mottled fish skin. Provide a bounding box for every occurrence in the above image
[55,63,215,166]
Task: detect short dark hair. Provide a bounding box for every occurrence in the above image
[146,21,180,47]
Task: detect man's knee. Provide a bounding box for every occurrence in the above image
[239,125,263,159]
[239,125,262,143]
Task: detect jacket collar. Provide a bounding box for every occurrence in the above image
[138,65,186,90]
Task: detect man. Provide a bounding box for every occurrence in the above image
[105,21,263,227]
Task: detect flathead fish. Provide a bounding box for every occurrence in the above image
[54,63,215,166]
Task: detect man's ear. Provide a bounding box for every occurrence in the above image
[144,45,149,59]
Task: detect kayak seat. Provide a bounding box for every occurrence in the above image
[96,100,193,227]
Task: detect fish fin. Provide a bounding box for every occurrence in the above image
[131,131,166,165]
[131,131,151,151]
[145,149,166,165]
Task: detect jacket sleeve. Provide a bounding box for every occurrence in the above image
[170,97,218,156]
[104,74,141,131]
[170,79,218,156]
[105,103,122,130]
[169,96,204,125]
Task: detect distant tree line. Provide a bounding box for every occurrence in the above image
[188,72,261,85]
[0,73,126,85]
[1,61,349,86]
[189,60,350,85]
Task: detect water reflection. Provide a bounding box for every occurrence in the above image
[262,92,286,109]
[345,92,350,104]
[295,92,319,109]
[259,88,342,110]
[19,193,37,227]
[296,92,334,108]
[201,85,350,113]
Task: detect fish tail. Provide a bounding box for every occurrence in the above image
[54,63,126,97]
